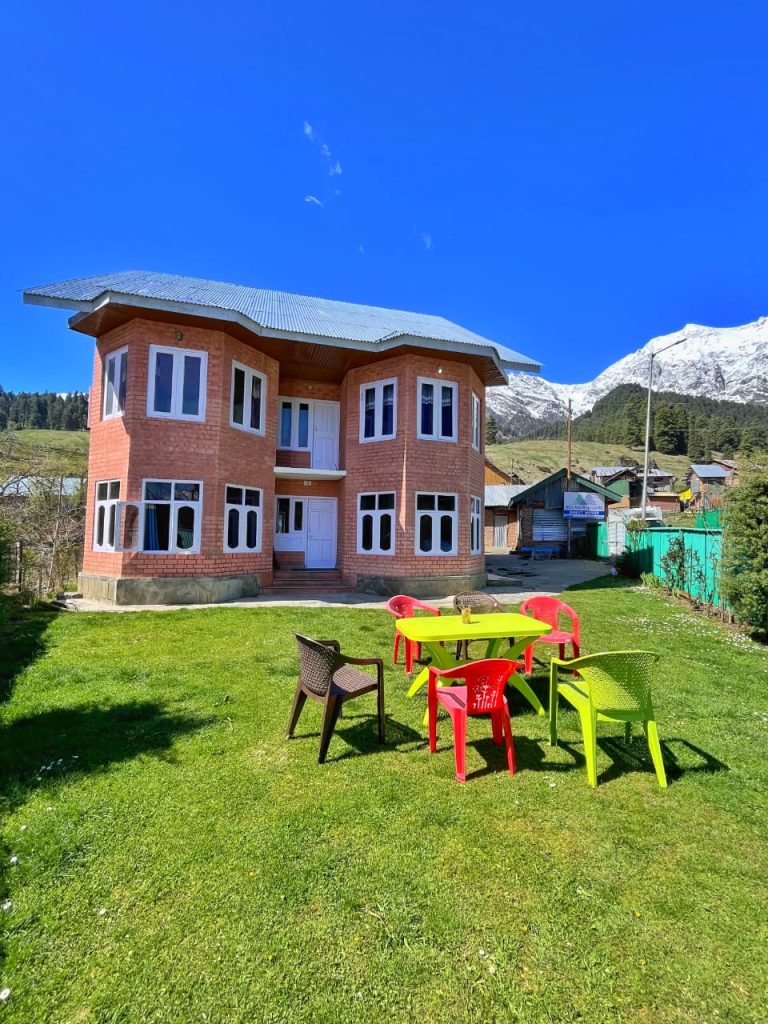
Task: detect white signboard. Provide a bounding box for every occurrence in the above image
[563,491,605,520]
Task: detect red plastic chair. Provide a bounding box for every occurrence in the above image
[385,595,441,673]
[428,659,519,783]
[519,596,580,675]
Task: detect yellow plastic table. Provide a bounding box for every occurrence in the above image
[396,612,552,716]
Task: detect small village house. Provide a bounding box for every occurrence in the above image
[24,272,540,604]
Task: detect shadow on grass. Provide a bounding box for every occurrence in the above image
[553,734,728,786]
[458,734,558,781]
[0,700,214,811]
[290,711,423,763]
[0,605,59,706]
[565,573,638,594]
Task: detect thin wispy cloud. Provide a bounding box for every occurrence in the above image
[358,244,365,254]
[304,195,324,207]
[302,121,343,184]
[303,121,316,142]
[421,232,433,251]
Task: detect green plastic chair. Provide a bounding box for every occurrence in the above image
[549,651,667,788]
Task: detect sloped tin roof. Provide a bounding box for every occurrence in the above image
[24,271,540,374]
[484,484,526,507]
[690,463,730,478]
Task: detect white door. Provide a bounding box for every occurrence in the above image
[306,498,337,568]
[312,402,340,469]
[493,514,507,548]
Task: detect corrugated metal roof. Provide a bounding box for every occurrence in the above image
[593,466,631,476]
[484,484,526,506]
[690,463,730,478]
[24,271,540,372]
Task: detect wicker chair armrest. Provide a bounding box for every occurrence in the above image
[316,639,341,652]
[339,655,383,669]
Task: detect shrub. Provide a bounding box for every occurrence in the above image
[721,460,768,632]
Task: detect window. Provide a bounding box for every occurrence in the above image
[141,479,202,553]
[471,392,481,450]
[230,362,265,435]
[359,379,397,442]
[279,399,312,450]
[93,480,121,551]
[224,485,262,552]
[415,493,458,555]
[147,345,207,421]
[417,378,458,441]
[357,492,395,555]
[470,495,482,554]
[274,496,305,550]
[103,348,128,419]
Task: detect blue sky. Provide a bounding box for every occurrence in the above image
[2,0,767,392]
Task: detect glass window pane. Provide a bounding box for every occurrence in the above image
[226,486,242,506]
[363,387,376,438]
[280,402,292,447]
[417,494,435,510]
[244,489,260,507]
[118,351,128,411]
[144,480,172,501]
[379,493,395,510]
[360,494,376,511]
[440,514,454,552]
[123,505,139,549]
[182,355,201,416]
[293,501,303,532]
[441,385,454,437]
[107,506,116,548]
[249,374,262,431]
[174,482,200,502]
[96,505,105,546]
[437,495,455,511]
[361,514,373,551]
[246,510,259,549]
[144,503,170,550]
[227,508,239,549]
[419,514,432,552]
[298,403,309,448]
[379,513,392,551]
[97,482,108,501]
[382,383,394,435]
[276,498,290,533]
[105,356,116,415]
[153,352,174,413]
[232,367,245,425]
[176,506,195,549]
[109,481,120,499]
[421,382,434,435]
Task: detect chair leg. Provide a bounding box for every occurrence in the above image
[549,664,559,746]
[393,632,401,666]
[317,696,342,764]
[502,709,516,775]
[624,721,632,744]
[377,682,386,744]
[524,643,534,675]
[559,643,565,661]
[511,676,545,717]
[579,709,598,787]
[491,709,503,745]
[453,713,467,782]
[428,683,438,753]
[405,639,414,674]
[286,683,307,738]
[643,719,668,788]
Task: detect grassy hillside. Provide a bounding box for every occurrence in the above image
[1,429,89,478]
[11,429,90,456]
[487,438,691,488]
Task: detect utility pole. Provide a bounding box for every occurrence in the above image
[640,334,688,520]
[566,399,573,556]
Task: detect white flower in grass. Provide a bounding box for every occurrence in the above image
[0,988,9,1003]
[478,949,487,958]
[9,856,18,866]
[98,908,108,917]
[1,900,12,912]
[488,965,497,975]
[19,825,27,832]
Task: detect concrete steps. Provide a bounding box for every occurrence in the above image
[265,570,350,595]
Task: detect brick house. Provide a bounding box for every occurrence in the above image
[24,272,540,604]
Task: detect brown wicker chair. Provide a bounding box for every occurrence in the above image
[288,634,385,763]
[452,592,508,659]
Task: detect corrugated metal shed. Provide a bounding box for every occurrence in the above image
[24,271,540,373]
[484,484,526,507]
[690,464,730,479]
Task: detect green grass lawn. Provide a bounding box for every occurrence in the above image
[1,580,767,1023]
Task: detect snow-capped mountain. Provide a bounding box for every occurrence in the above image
[487,317,768,437]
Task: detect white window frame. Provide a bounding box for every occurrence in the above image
[470,495,482,554]
[230,362,266,436]
[359,378,398,443]
[147,345,208,422]
[93,480,121,551]
[414,492,458,556]
[274,496,306,551]
[357,492,396,556]
[278,398,313,451]
[223,484,263,553]
[471,392,482,451]
[417,377,458,442]
[139,478,204,554]
[103,347,128,420]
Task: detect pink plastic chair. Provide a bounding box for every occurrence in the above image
[428,659,519,783]
[519,596,580,675]
[385,595,441,673]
